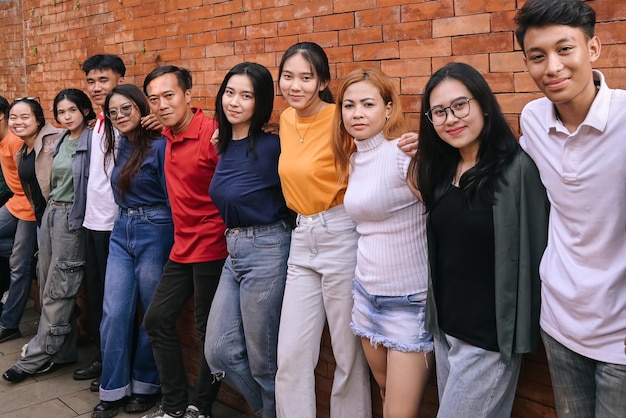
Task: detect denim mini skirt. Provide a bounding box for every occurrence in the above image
[351,279,433,353]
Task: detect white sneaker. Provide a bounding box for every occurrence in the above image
[183,405,208,418]
[141,405,184,418]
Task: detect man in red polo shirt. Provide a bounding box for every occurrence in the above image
[142,66,227,418]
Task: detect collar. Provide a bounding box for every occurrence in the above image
[549,70,609,134]
[354,131,386,152]
[163,107,204,143]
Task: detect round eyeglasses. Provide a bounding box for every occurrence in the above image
[106,103,135,119]
[426,97,474,126]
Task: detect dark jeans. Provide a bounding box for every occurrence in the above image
[84,228,110,351]
[144,258,225,415]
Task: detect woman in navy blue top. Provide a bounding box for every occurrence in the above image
[205,62,291,418]
[92,84,173,417]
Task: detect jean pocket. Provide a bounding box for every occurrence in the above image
[46,323,71,355]
[50,260,84,300]
[144,210,173,226]
[323,218,356,236]
[253,232,282,249]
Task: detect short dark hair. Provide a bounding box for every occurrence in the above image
[82,54,126,77]
[53,88,96,124]
[9,98,46,131]
[0,96,10,119]
[278,42,334,104]
[515,0,596,51]
[143,65,192,96]
[215,62,274,155]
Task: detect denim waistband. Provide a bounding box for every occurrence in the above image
[48,200,73,210]
[118,205,169,216]
[225,220,291,238]
[296,204,348,226]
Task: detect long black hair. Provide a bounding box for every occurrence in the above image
[215,62,274,155]
[408,62,518,211]
[103,84,162,197]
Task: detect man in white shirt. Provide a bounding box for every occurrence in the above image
[74,54,126,389]
[515,1,626,416]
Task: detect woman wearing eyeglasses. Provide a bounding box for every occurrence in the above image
[407,62,549,417]
[3,90,93,383]
[91,84,173,418]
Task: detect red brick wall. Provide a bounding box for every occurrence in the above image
[8,1,626,417]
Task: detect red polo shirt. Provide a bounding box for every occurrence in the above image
[163,108,227,263]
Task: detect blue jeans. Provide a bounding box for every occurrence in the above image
[16,201,85,373]
[99,206,173,402]
[434,333,521,418]
[541,329,626,418]
[0,205,37,330]
[205,221,291,418]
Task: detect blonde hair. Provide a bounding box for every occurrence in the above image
[332,68,407,180]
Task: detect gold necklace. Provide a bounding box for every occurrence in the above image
[294,102,323,143]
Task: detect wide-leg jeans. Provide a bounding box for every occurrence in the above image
[275,205,371,418]
[99,206,173,401]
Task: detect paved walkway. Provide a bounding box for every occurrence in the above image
[0,301,247,418]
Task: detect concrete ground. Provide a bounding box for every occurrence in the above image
[0,300,247,418]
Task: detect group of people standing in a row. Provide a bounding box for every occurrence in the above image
[0,0,624,417]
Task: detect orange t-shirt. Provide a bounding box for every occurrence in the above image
[0,132,36,221]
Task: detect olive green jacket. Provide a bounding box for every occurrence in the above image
[425,148,549,363]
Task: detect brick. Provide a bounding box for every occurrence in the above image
[206,42,235,57]
[400,76,430,95]
[491,10,518,33]
[355,7,400,27]
[454,0,515,15]
[213,0,243,17]
[293,0,333,19]
[277,18,313,37]
[381,58,431,77]
[246,22,277,39]
[401,0,454,21]
[595,44,626,68]
[235,38,265,54]
[314,13,354,32]
[334,0,376,13]
[432,53,490,74]
[384,20,431,42]
[260,5,294,23]
[452,32,513,54]
[298,31,338,48]
[433,14,490,38]
[265,35,299,52]
[399,38,452,59]
[339,27,382,46]
[353,42,399,61]
[490,51,526,73]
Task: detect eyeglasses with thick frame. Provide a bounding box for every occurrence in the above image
[426,97,474,126]
[106,103,135,119]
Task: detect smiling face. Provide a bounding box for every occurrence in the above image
[55,98,87,137]
[107,93,141,139]
[279,53,327,117]
[522,24,600,109]
[341,80,391,141]
[429,78,484,160]
[221,74,255,140]
[86,69,123,108]
[8,102,40,142]
[145,72,192,134]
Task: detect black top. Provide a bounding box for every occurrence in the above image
[18,149,46,226]
[429,185,498,351]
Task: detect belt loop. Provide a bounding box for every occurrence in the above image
[319,210,328,228]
